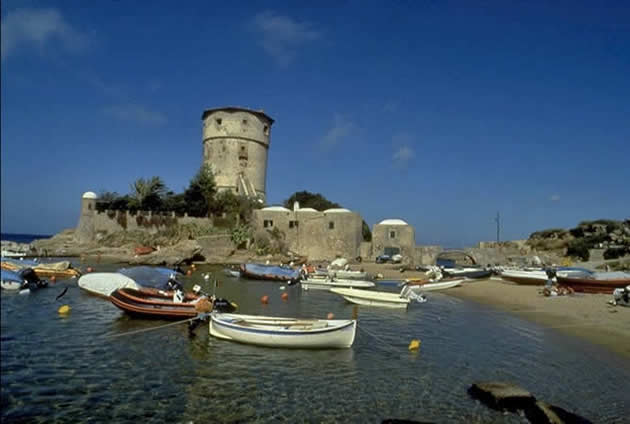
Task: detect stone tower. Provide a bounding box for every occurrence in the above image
[201,107,274,202]
[75,191,97,243]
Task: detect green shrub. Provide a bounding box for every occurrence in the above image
[603,247,628,260]
[566,239,590,261]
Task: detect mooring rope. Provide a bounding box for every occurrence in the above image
[358,324,407,354]
[107,317,198,338]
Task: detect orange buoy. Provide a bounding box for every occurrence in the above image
[327,312,335,320]
[281,293,288,301]
[50,276,56,283]
[86,267,93,273]
[261,295,269,304]
[191,264,196,270]
[186,270,192,276]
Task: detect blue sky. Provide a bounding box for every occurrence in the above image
[1,1,629,247]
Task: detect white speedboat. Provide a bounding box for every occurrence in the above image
[330,287,426,309]
[209,313,357,349]
[301,278,375,291]
[403,278,465,292]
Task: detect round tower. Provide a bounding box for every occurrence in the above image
[201,107,274,201]
[75,191,97,243]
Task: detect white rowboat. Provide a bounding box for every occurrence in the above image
[209,313,357,349]
[403,278,464,292]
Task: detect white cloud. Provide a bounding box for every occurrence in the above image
[252,11,321,66]
[1,8,87,60]
[550,194,560,201]
[104,104,167,126]
[320,114,354,150]
[393,146,415,166]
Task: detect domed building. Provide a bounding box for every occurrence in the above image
[371,218,416,259]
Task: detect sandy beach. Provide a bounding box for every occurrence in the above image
[444,279,630,359]
[352,262,630,358]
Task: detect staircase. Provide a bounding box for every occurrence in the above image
[238,173,263,202]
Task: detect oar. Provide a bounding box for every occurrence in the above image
[55,287,68,301]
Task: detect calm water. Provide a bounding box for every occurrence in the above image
[1,233,51,244]
[2,261,629,423]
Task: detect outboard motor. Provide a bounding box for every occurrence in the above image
[167,277,185,303]
[212,297,237,313]
[19,268,48,291]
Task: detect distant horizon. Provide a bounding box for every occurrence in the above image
[2,2,629,245]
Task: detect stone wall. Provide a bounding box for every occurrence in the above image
[91,210,211,238]
[412,246,443,266]
[252,208,363,261]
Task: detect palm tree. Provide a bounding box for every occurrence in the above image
[129,176,167,210]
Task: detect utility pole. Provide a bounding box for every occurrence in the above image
[494,212,501,243]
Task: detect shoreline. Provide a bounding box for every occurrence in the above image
[445,279,630,360]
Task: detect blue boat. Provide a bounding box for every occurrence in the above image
[239,263,301,282]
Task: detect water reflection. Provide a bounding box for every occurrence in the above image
[1,261,629,423]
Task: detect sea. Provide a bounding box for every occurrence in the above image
[1,233,52,244]
[1,261,629,423]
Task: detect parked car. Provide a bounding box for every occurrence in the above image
[376,254,391,264]
[391,254,403,264]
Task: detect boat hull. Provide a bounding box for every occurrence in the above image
[209,313,356,348]
[109,288,202,319]
[330,288,410,308]
[301,279,375,290]
[403,278,464,291]
[557,276,630,294]
[240,264,300,282]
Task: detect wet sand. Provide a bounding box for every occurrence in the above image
[445,279,630,359]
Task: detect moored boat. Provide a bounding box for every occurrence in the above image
[442,268,492,279]
[240,263,301,282]
[79,272,141,298]
[402,278,465,291]
[301,278,375,291]
[330,287,418,309]
[1,259,81,279]
[209,313,357,348]
[110,287,206,319]
[557,272,630,294]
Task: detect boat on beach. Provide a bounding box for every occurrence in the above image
[499,267,593,286]
[240,263,301,282]
[209,313,357,348]
[442,267,492,279]
[557,272,630,294]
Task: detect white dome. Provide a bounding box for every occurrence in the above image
[82,191,97,199]
[262,206,291,212]
[324,208,351,213]
[378,218,408,225]
[296,207,318,212]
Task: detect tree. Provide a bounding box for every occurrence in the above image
[129,177,167,210]
[283,190,372,242]
[184,164,216,217]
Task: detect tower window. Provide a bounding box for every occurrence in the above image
[238,142,248,160]
[242,119,248,125]
[264,220,274,228]
[389,230,396,239]
[216,118,222,125]
[289,220,299,229]
[328,221,335,230]
[264,125,269,135]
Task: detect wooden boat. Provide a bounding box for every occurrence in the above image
[301,278,375,291]
[110,288,208,319]
[209,313,357,348]
[403,278,465,291]
[557,273,630,294]
[240,263,301,282]
[330,288,412,309]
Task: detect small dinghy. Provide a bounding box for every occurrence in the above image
[110,286,236,319]
[209,313,357,348]
[240,263,301,282]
